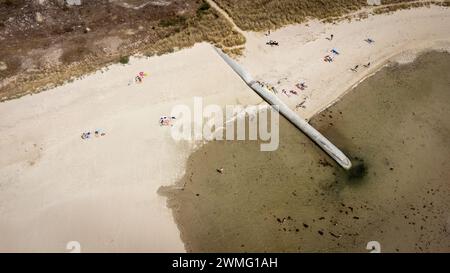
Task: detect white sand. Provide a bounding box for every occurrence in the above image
[0,6,449,252]
[0,45,258,252]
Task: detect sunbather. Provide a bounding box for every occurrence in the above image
[266,40,279,46]
[350,65,359,72]
[324,55,333,62]
[295,101,306,110]
[282,89,291,97]
[81,131,91,140]
[295,82,307,90]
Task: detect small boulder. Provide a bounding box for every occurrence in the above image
[66,0,82,6]
[35,12,43,23]
[367,0,381,6]
[0,61,7,71]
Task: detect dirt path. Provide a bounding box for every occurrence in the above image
[205,0,246,37]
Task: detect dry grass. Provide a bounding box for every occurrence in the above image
[381,0,421,4]
[213,0,449,30]
[214,0,367,31]
[223,46,245,57]
[372,1,446,14]
[142,7,245,57]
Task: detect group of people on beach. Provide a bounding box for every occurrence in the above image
[265,30,279,46]
[323,34,375,72]
[81,129,106,140]
[351,62,371,72]
[262,32,378,114]
[128,71,149,86]
[295,100,307,110]
[256,81,278,94]
[276,33,377,109]
[324,48,340,63]
[296,82,308,90]
[350,38,375,72]
[281,81,308,98]
[159,116,176,126]
[266,40,279,46]
[135,71,148,83]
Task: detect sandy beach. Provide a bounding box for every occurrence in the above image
[0,45,258,252]
[241,5,450,119]
[0,5,449,252]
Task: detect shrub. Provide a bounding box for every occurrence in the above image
[197,1,211,15]
[159,16,187,27]
[119,56,129,64]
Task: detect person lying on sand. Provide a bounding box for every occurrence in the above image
[266,40,279,46]
[324,55,333,62]
[295,101,306,110]
[269,86,278,94]
[365,38,375,44]
[331,48,340,55]
[81,132,90,140]
[81,130,106,140]
[94,130,106,137]
[289,90,298,96]
[296,82,308,90]
[281,89,291,97]
[159,116,176,126]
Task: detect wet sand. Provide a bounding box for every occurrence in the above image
[160,51,450,252]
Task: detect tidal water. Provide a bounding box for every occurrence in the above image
[160,51,450,252]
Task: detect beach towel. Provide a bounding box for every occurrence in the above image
[331,48,340,55]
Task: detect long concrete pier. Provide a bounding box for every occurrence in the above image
[214,47,352,170]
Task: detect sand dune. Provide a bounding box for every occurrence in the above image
[0,5,449,252]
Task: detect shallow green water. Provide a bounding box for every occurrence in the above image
[160,51,450,252]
